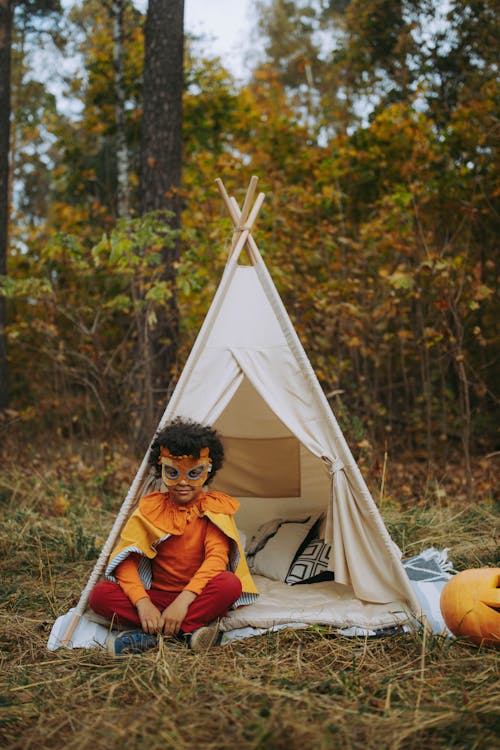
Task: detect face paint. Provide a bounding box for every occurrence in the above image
[159,446,212,487]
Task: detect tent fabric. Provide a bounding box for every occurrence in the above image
[53,188,422,647]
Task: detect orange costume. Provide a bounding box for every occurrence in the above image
[103,489,258,609]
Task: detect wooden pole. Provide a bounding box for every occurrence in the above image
[216,177,264,265]
[59,176,265,647]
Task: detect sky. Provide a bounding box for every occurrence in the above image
[45,0,257,116]
[134,0,256,80]
[57,1,257,81]
[185,0,255,80]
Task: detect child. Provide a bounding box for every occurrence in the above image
[89,418,258,655]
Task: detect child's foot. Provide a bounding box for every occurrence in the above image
[107,629,158,656]
[186,621,221,652]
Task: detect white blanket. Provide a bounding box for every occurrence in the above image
[220,575,410,632]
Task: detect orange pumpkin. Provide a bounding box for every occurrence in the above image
[440,568,500,647]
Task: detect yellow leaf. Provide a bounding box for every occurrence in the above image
[53,495,70,516]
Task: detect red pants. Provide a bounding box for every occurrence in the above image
[89,571,242,634]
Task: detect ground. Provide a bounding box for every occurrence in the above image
[0,438,498,749]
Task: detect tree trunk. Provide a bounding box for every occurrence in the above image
[450,303,474,499]
[139,0,184,436]
[112,0,129,218]
[0,0,12,410]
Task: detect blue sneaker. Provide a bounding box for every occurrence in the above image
[107,629,158,656]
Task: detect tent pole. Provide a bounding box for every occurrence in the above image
[238,176,259,230]
[252,260,422,614]
[216,177,263,265]
[217,179,420,613]
[60,452,152,645]
[217,181,264,265]
[60,180,266,646]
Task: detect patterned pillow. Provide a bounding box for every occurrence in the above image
[250,516,320,581]
[285,538,335,585]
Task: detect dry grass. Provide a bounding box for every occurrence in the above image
[1,437,499,750]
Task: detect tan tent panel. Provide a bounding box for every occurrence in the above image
[57,177,420,647]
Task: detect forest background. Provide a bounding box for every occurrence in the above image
[0,0,499,498]
[0,3,499,748]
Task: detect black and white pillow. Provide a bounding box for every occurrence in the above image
[247,514,322,581]
[285,538,335,585]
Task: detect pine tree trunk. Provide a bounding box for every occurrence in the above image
[139,0,184,436]
[141,0,184,218]
[0,0,12,410]
[112,0,129,218]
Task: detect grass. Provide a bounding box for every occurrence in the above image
[0,435,498,750]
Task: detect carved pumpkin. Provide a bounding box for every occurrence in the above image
[440,568,500,646]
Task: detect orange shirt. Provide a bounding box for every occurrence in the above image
[115,500,230,605]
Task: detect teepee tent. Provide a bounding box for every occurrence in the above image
[56,177,420,648]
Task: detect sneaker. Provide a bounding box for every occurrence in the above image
[187,621,221,652]
[107,629,158,656]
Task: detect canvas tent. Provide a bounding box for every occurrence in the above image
[55,177,421,648]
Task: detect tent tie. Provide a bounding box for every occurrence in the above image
[322,456,345,475]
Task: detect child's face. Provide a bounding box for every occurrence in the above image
[169,482,203,506]
[159,447,212,505]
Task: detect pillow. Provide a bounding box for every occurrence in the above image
[250,513,321,581]
[246,514,316,557]
[285,538,335,585]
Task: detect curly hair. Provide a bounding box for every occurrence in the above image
[149,417,224,484]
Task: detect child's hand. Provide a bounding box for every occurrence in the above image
[136,597,162,633]
[160,590,197,635]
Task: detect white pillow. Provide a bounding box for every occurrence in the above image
[251,514,320,581]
